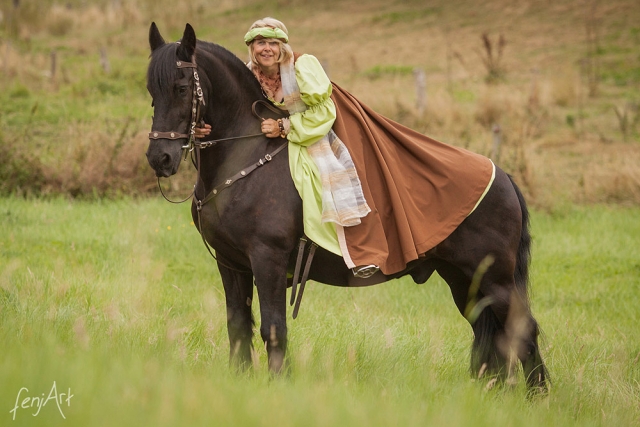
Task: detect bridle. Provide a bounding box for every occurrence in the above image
[148,54,205,203]
[148,54,205,160]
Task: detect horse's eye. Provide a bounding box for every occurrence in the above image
[179,86,189,96]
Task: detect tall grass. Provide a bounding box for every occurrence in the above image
[1,197,639,426]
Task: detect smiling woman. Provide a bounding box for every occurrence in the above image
[193,17,496,279]
[252,38,283,101]
[250,34,283,96]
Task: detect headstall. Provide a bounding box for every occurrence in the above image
[148,48,205,160]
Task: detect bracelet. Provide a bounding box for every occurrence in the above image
[277,119,286,138]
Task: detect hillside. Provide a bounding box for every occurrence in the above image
[1,0,639,207]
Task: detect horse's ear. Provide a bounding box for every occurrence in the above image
[179,23,197,59]
[149,22,166,52]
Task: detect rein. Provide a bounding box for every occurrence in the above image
[154,99,286,204]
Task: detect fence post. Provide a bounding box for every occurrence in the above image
[100,47,111,73]
[491,123,501,163]
[3,42,10,75]
[413,68,426,116]
[50,49,57,80]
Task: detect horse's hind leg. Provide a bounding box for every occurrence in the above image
[433,169,548,392]
[218,258,255,371]
[483,281,548,393]
[435,261,508,381]
[440,261,544,388]
[461,261,548,392]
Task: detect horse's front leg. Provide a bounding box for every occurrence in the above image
[217,257,255,371]
[252,250,289,374]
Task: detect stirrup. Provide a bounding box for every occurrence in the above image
[352,264,379,279]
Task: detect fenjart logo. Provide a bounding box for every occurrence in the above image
[9,381,73,420]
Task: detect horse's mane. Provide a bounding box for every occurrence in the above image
[147,39,262,102]
[195,40,250,76]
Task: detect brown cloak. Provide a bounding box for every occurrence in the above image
[330,82,494,275]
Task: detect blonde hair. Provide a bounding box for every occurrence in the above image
[247,17,293,65]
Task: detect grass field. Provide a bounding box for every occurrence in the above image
[1,197,639,426]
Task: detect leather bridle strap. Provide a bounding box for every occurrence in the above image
[176,59,197,69]
[195,139,288,207]
[191,139,288,275]
[150,130,191,140]
[252,99,287,121]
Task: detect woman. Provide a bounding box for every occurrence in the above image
[197,17,495,279]
[197,17,376,278]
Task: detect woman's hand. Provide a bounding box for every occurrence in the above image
[261,118,281,138]
[194,123,211,139]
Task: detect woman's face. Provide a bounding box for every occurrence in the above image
[252,39,281,70]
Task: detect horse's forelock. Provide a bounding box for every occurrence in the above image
[147,43,182,99]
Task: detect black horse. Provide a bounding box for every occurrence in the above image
[145,23,548,392]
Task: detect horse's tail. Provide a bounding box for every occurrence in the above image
[509,174,531,298]
[470,174,549,390]
[508,175,550,391]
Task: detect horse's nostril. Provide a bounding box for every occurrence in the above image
[161,153,172,167]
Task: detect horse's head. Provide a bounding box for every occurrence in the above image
[146,22,200,177]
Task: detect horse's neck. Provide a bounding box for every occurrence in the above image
[202,53,261,132]
[197,49,267,186]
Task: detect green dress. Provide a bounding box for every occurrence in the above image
[271,54,342,256]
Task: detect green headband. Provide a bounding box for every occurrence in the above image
[244,27,289,45]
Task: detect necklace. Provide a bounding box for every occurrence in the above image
[253,65,281,101]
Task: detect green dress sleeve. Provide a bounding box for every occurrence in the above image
[287,54,336,147]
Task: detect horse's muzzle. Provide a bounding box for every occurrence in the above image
[146,146,180,177]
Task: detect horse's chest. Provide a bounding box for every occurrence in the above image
[197,197,259,245]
